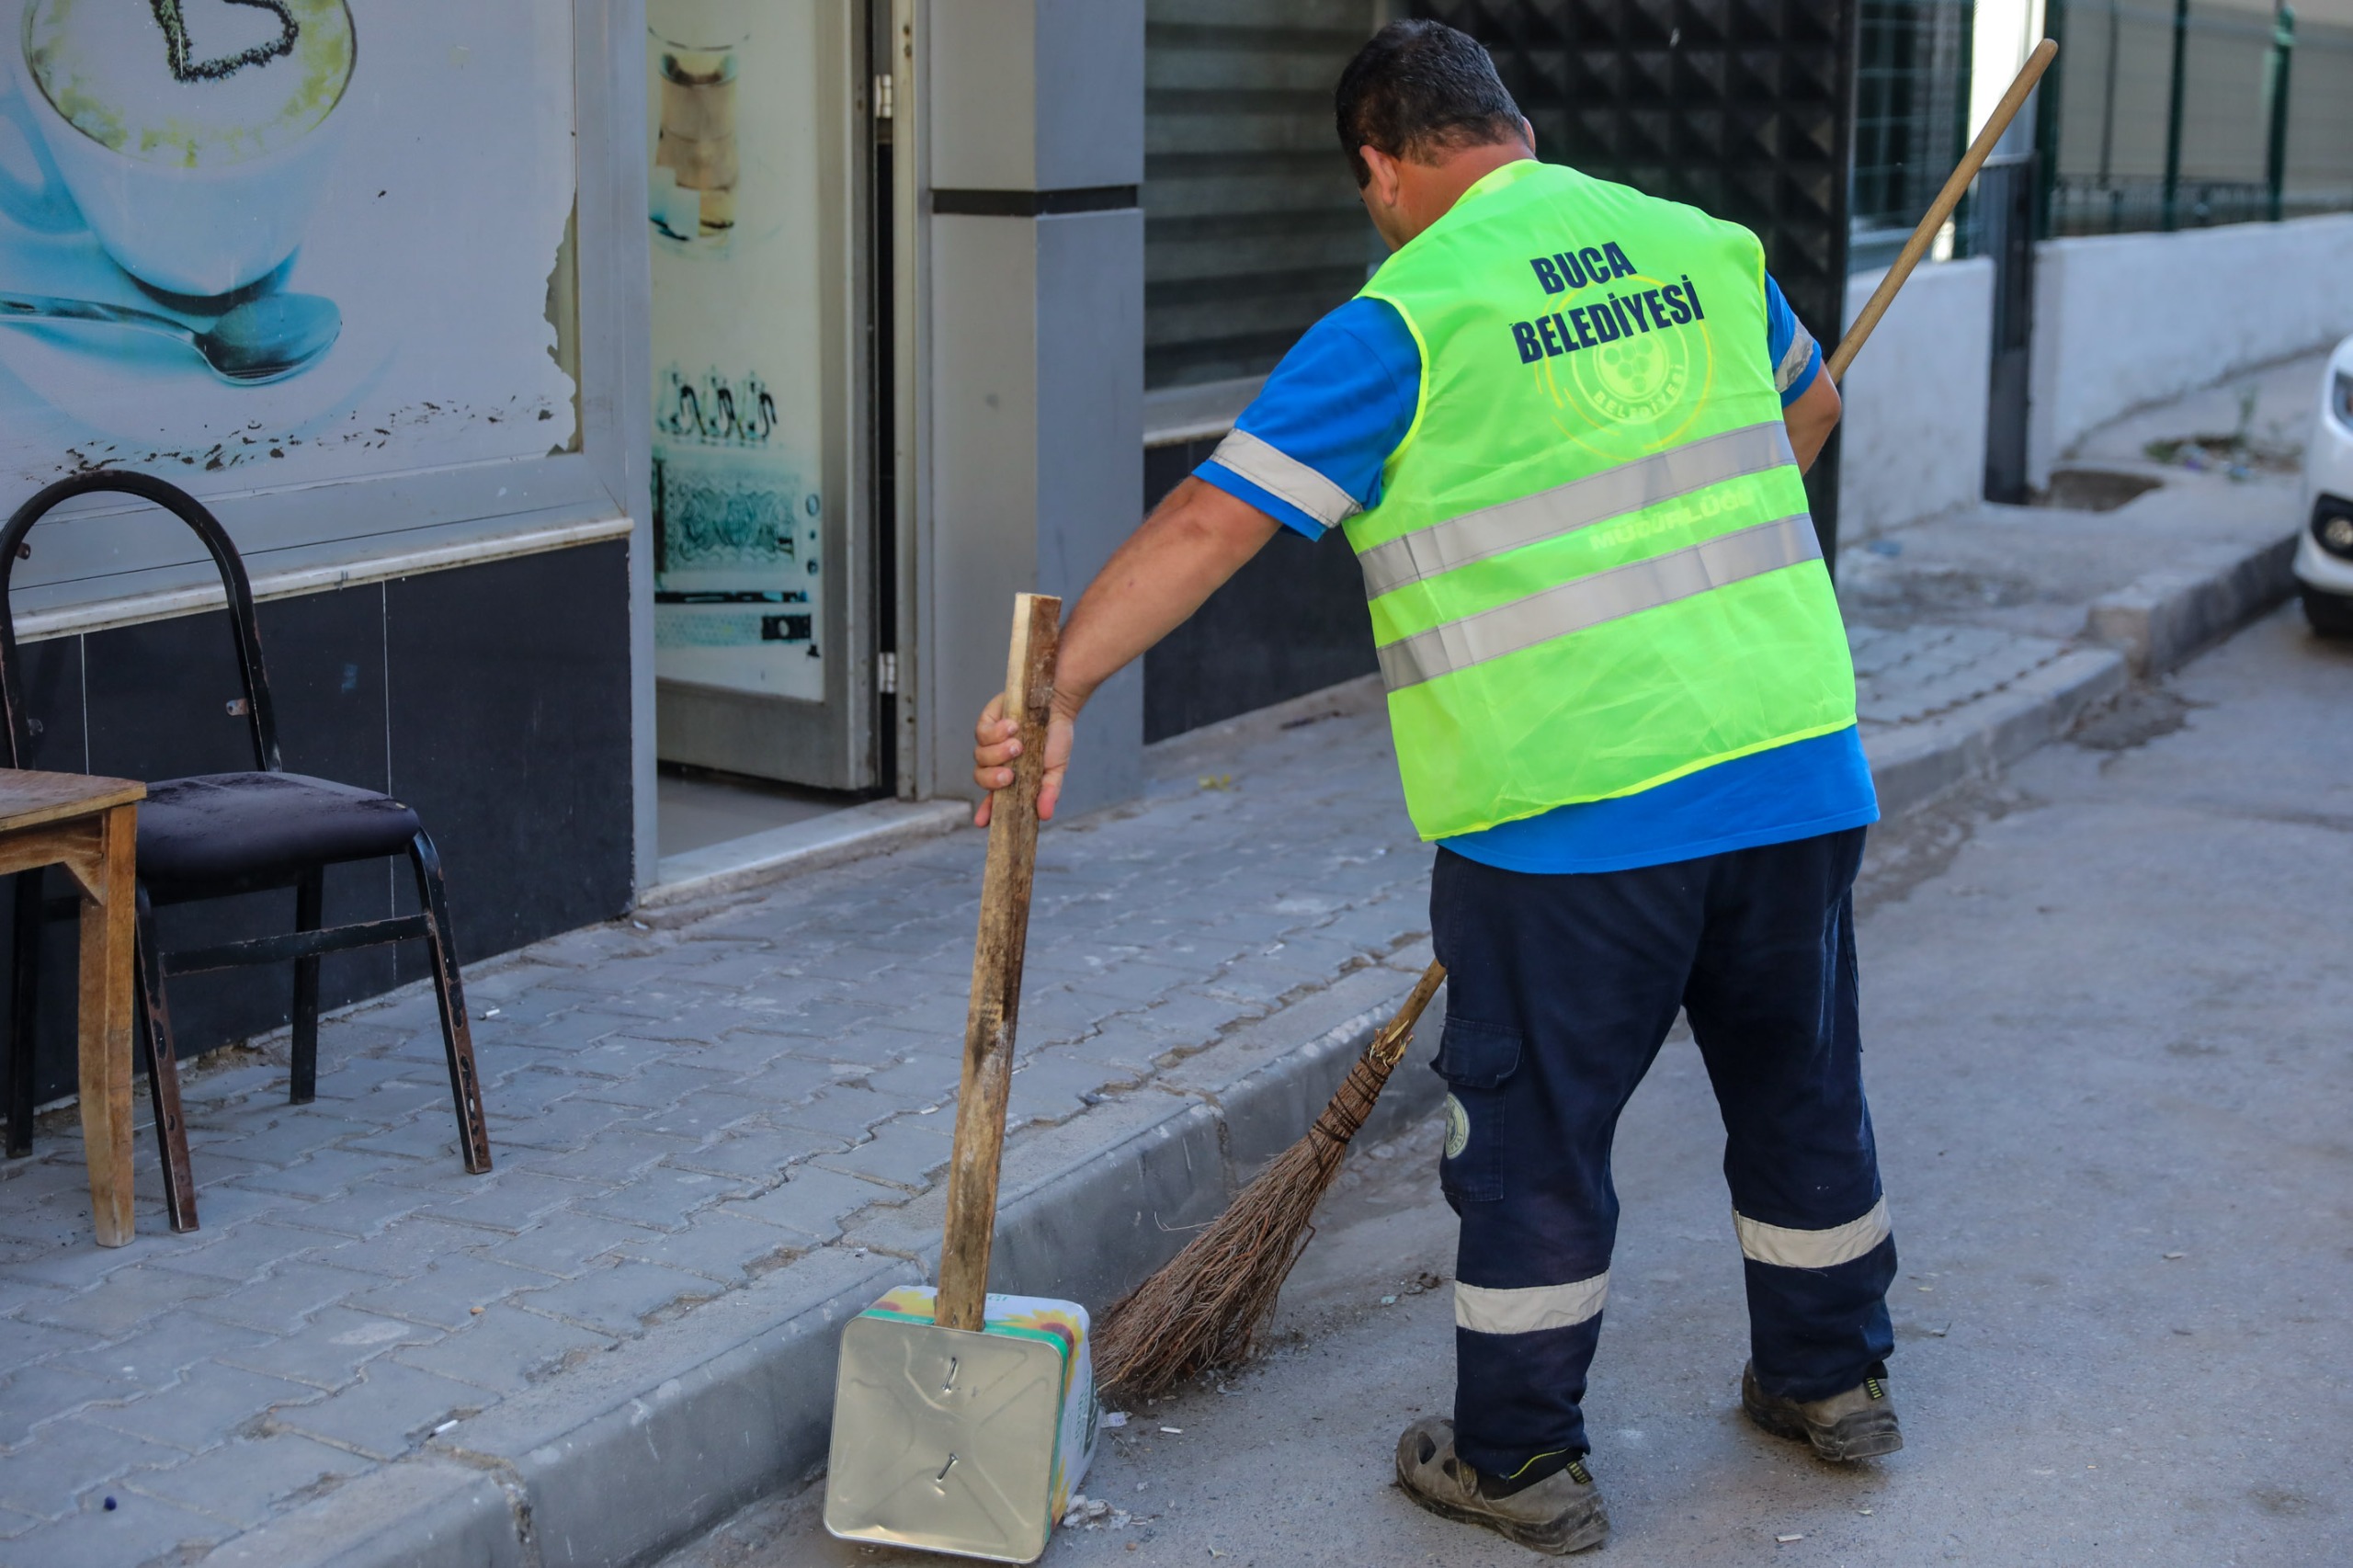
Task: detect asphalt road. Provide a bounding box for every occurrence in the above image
[666,605,2352,1568]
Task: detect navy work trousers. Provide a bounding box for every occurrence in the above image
[1428,828,1896,1478]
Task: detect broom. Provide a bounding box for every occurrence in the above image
[1089,40,2060,1403]
[1093,960,1447,1397]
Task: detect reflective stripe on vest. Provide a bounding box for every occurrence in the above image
[1376,513,1822,690]
[1356,420,1794,598]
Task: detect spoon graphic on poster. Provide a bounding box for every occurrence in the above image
[0,290,340,383]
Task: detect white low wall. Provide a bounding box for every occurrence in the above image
[2029,213,2353,484]
[1836,256,1995,537]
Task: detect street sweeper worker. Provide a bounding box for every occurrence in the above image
[972,19,1899,1556]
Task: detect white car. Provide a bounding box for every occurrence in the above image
[2299,334,2353,635]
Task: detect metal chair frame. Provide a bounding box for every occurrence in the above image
[0,472,490,1231]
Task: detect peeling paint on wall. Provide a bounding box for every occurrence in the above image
[0,3,580,521]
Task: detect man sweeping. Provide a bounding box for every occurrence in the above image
[972,19,1898,1556]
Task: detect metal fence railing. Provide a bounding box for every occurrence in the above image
[1850,0,1975,267]
[2040,0,2353,236]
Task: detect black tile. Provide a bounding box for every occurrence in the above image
[386,542,631,981]
[1141,438,1377,744]
[83,609,258,781]
[6,632,87,772]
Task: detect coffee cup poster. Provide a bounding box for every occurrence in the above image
[0,1,578,490]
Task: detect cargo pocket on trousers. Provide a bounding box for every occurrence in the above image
[1432,1016,1521,1204]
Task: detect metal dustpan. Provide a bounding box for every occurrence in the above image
[824,595,1097,1563]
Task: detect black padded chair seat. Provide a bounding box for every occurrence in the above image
[138,773,421,892]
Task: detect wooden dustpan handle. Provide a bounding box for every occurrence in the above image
[936,592,1062,1332]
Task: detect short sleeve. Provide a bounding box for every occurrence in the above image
[1763,274,1823,406]
[1194,297,1422,539]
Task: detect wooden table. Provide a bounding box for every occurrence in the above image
[0,769,143,1246]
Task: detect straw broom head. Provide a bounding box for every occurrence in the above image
[1092,960,1447,1401]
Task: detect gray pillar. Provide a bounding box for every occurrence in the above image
[919,0,1145,815]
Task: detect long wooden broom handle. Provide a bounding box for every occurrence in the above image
[1828,38,2058,384]
[1368,960,1449,1069]
[935,593,1062,1332]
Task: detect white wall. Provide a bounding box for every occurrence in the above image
[2029,214,2353,483]
[1837,257,1995,537]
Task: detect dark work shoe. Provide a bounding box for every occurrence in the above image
[1393,1416,1610,1555]
[1741,1361,1904,1461]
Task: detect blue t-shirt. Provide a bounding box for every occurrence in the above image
[1196,271,1877,873]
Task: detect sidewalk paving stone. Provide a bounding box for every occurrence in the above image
[21,1262,225,1338]
[79,1359,321,1453]
[605,1210,805,1284]
[483,1096,642,1153]
[569,1167,755,1232]
[124,1431,359,1530]
[0,1312,103,1365]
[346,1255,551,1331]
[389,1302,615,1395]
[515,1128,700,1187]
[269,1179,446,1241]
[226,1148,416,1199]
[480,1211,656,1278]
[216,1308,441,1392]
[723,1055,841,1105]
[8,1487,224,1568]
[53,1314,277,1393]
[769,1084,922,1139]
[513,1259,717,1336]
[805,1119,956,1193]
[0,1415,182,1516]
[0,1363,133,1448]
[328,1216,517,1277]
[269,1360,486,1460]
[715,1165,904,1243]
[566,1061,748,1110]
[625,1090,775,1143]
[401,1174,600,1238]
[339,1112,474,1164]
[665,1125,849,1181]
[188,1261,389,1335]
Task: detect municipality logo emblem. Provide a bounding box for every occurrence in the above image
[1580,326,1689,423]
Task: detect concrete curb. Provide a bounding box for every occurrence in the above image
[1863,647,2130,818]
[207,525,2300,1568]
[2084,532,2300,676]
[639,800,970,911]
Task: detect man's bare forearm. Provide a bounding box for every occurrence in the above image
[1785,371,1842,475]
[1053,477,1281,714]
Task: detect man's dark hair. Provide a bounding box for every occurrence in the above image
[1336,20,1526,188]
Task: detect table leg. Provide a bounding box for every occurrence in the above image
[76,804,136,1246]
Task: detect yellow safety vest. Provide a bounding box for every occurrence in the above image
[1223,160,1858,841]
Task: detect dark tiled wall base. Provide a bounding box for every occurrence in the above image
[4,542,632,1103]
[1140,436,1378,744]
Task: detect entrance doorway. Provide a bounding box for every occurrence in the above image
[643,0,888,862]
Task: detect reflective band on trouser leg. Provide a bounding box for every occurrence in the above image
[1377,515,1822,692]
[1206,427,1364,529]
[1454,1271,1611,1335]
[1735,1198,1898,1405]
[1453,1272,1613,1475]
[1734,1197,1893,1269]
[1356,422,1797,597]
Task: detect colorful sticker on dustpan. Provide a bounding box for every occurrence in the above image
[859,1286,1100,1518]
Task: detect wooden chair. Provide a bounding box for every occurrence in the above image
[0,472,491,1231]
